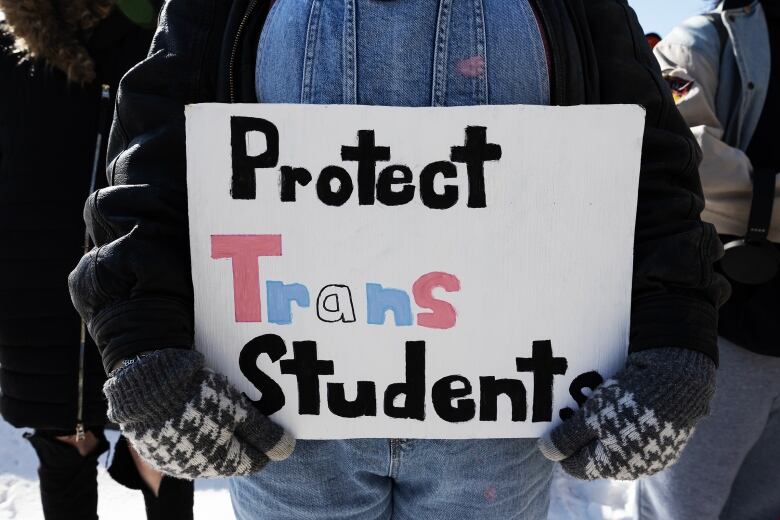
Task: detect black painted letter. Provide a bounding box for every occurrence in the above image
[280,166,312,201]
[450,126,501,208]
[239,334,287,415]
[383,341,426,420]
[316,166,354,206]
[376,165,415,206]
[559,371,603,421]
[420,161,459,210]
[231,116,279,200]
[432,375,475,422]
[479,377,527,421]
[279,341,335,415]
[327,381,377,418]
[341,130,390,205]
[516,340,568,422]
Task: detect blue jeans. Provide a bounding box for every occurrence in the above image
[243,0,552,517]
[230,439,553,519]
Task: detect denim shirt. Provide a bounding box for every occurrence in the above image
[256,0,550,107]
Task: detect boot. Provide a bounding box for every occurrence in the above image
[108,435,194,520]
[25,429,109,520]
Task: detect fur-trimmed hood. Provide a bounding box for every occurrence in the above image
[0,0,116,84]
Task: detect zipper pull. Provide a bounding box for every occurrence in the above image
[76,423,86,442]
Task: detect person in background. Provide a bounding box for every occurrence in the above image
[643,1,780,518]
[0,1,194,518]
[645,32,662,49]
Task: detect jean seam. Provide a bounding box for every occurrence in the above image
[301,0,323,103]
[432,0,452,106]
[472,0,487,105]
[343,0,357,103]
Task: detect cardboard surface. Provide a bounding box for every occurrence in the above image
[185,103,645,439]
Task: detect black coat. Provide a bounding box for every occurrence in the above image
[0,9,155,430]
[68,0,729,374]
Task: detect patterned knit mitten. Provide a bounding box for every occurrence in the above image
[104,349,295,479]
[538,347,715,480]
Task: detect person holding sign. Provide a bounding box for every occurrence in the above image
[68,0,728,518]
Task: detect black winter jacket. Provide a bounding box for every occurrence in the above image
[0,9,155,430]
[68,0,730,374]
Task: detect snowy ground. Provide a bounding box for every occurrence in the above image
[549,468,637,520]
[0,418,635,519]
[0,419,234,520]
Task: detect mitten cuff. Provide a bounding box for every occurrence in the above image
[104,349,205,425]
[625,347,716,426]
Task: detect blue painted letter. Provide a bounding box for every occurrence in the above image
[366,283,413,326]
[267,281,310,324]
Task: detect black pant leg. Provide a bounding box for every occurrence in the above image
[25,430,109,520]
[108,435,194,520]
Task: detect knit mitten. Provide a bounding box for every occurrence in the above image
[538,347,715,480]
[104,349,295,479]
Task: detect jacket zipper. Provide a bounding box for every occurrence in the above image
[76,83,113,441]
[229,0,260,103]
[76,325,87,441]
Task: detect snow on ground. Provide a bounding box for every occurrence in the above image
[0,419,234,520]
[1,416,635,519]
[548,467,637,520]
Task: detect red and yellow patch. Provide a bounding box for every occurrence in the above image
[666,77,695,104]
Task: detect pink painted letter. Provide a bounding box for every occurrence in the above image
[211,235,282,322]
[412,272,460,329]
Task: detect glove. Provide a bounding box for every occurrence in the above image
[538,347,715,480]
[104,349,295,479]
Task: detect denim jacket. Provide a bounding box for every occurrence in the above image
[654,0,779,242]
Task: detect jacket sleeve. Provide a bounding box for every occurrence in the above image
[68,0,231,373]
[654,18,755,237]
[583,0,729,363]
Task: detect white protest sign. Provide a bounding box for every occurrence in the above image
[185,103,645,439]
